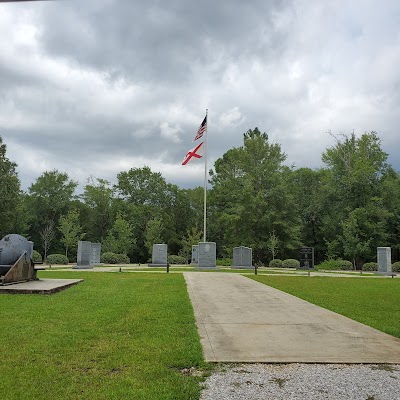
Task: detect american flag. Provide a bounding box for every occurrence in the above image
[194,115,207,141]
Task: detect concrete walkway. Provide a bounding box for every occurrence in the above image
[184,272,400,363]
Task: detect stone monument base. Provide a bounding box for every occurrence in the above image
[73,265,93,270]
[148,263,168,267]
[375,271,396,277]
[231,265,253,269]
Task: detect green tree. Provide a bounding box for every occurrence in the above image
[210,127,301,261]
[180,226,203,263]
[103,214,135,255]
[0,135,22,237]
[59,210,85,258]
[82,178,115,242]
[341,198,390,268]
[40,220,56,262]
[115,167,191,261]
[288,167,327,262]
[321,131,392,259]
[116,166,170,207]
[27,170,77,252]
[266,230,279,260]
[144,217,164,255]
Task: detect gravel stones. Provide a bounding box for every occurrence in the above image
[200,363,400,400]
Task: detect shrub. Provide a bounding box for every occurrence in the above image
[282,259,300,269]
[32,250,42,263]
[46,254,69,265]
[269,259,282,268]
[101,252,130,264]
[316,259,340,270]
[337,259,353,270]
[363,262,378,271]
[216,258,232,266]
[168,255,186,264]
[316,259,352,270]
[391,261,400,272]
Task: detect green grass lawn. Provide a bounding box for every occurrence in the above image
[0,272,206,400]
[250,275,400,338]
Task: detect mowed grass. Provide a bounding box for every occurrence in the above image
[250,275,400,339]
[0,272,206,400]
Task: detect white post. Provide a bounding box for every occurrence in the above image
[203,109,208,242]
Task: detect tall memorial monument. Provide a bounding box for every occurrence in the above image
[75,241,93,269]
[377,247,392,275]
[197,242,216,269]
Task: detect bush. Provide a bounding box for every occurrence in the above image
[391,261,400,272]
[46,254,69,265]
[101,252,130,264]
[337,259,353,270]
[32,250,42,263]
[216,258,232,266]
[316,259,340,270]
[363,262,378,271]
[269,259,282,268]
[168,255,186,264]
[316,259,352,270]
[282,259,300,269]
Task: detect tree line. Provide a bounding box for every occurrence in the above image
[1,128,399,267]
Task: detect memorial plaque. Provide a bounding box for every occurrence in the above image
[149,244,168,266]
[232,246,253,268]
[298,247,314,270]
[198,242,216,268]
[90,243,101,265]
[191,245,199,265]
[377,247,392,274]
[75,240,93,269]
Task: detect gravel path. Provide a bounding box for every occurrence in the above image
[200,363,400,400]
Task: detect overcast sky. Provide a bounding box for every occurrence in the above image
[1,0,400,191]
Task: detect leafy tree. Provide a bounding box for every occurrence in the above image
[82,178,115,242]
[288,167,327,262]
[116,166,170,207]
[40,220,56,262]
[180,226,203,263]
[144,217,164,255]
[102,214,135,255]
[321,131,392,259]
[266,231,279,260]
[341,198,390,268]
[59,210,85,257]
[0,135,22,237]
[115,167,192,260]
[27,170,77,251]
[210,127,301,261]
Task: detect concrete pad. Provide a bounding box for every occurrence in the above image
[0,279,83,294]
[184,272,400,363]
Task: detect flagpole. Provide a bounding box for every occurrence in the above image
[203,109,208,242]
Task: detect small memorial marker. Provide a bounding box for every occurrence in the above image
[191,245,199,265]
[298,247,314,270]
[232,246,253,269]
[90,243,101,265]
[149,244,168,267]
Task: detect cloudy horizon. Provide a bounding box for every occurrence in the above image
[1,0,399,191]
